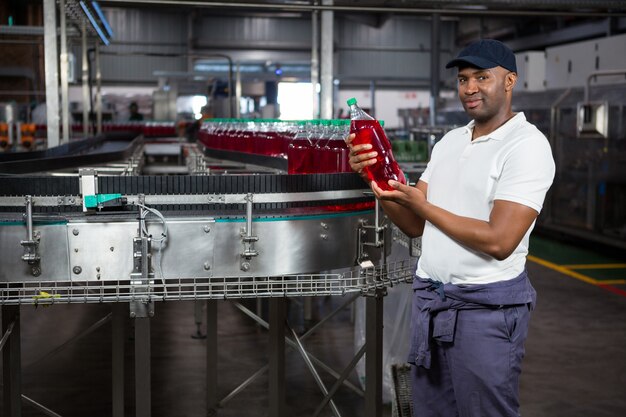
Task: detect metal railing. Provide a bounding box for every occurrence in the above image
[0,259,416,306]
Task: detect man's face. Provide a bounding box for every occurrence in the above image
[456,66,513,123]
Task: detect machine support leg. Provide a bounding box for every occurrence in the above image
[365,291,384,417]
[192,300,207,339]
[206,300,218,416]
[2,305,21,417]
[112,304,126,417]
[135,317,151,417]
[269,298,286,417]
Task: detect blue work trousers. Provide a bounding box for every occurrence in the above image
[409,277,533,417]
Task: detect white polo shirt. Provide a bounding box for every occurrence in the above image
[416,112,555,285]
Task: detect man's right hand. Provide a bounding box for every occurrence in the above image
[345,133,377,183]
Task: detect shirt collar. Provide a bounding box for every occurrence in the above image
[463,112,526,142]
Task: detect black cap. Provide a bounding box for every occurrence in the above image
[445,39,517,73]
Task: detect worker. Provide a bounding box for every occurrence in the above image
[128,101,144,121]
[346,39,555,417]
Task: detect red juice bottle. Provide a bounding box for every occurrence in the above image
[347,98,405,190]
[287,121,311,174]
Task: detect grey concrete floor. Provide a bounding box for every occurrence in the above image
[2,260,626,417]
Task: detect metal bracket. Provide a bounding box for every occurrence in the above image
[20,195,41,275]
[79,168,98,212]
[356,200,386,266]
[240,193,259,271]
[360,266,388,298]
[130,200,155,318]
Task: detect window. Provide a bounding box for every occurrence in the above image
[277,82,313,120]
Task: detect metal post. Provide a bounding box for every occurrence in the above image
[135,317,151,417]
[59,0,70,144]
[43,0,60,148]
[82,22,90,138]
[269,298,286,417]
[429,13,440,127]
[365,290,384,417]
[235,62,242,118]
[95,42,102,135]
[320,0,334,119]
[206,300,218,416]
[129,201,153,417]
[311,6,320,119]
[369,80,376,118]
[2,305,22,417]
[112,303,125,417]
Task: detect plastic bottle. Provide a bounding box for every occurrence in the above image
[347,98,405,190]
[287,120,311,174]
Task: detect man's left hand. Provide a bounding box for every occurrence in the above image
[371,179,427,215]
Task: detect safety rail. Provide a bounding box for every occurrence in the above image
[0,259,416,306]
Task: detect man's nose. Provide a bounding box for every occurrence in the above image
[463,79,479,94]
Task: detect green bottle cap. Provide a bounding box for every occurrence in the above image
[347,98,357,106]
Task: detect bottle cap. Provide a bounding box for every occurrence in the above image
[347,98,357,106]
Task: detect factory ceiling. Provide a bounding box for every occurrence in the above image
[99,0,626,50]
[100,0,626,14]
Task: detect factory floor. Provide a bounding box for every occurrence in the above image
[2,235,626,417]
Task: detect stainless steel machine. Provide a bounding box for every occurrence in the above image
[0,132,418,417]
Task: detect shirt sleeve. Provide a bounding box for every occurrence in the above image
[493,134,556,213]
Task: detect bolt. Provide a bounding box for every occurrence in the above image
[240,261,250,272]
[320,234,328,240]
[72,229,79,236]
[96,266,100,272]
[73,266,82,274]
[110,247,114,251]
[96,273,101,280]
[203,225,211,233]
[203,262,211,271]
[149,310,155,317]
[130,312,136,318]
[31,266,41,276]
[57,197,63,205]
[320,222,328,229]
[74,248,79,252]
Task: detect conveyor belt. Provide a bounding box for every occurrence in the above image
[0,133,141,174]
[0,173,367,197]
[0,173,372,215]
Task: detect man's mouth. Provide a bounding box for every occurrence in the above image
[464,98,482,109]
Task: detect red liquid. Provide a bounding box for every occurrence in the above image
[350,120,405,190]
[266,131,284,157]
[287,142,313,174]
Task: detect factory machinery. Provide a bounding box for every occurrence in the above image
[436,81,626,252]
[0,128,419,417]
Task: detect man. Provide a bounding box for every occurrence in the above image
[346,39,555,417]
[129,101,144,121]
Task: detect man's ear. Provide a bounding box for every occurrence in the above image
[505,72,518,92]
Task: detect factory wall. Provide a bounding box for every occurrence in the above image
[336,15,456,87]
[86,9,455,90]
[77,8,190,84]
